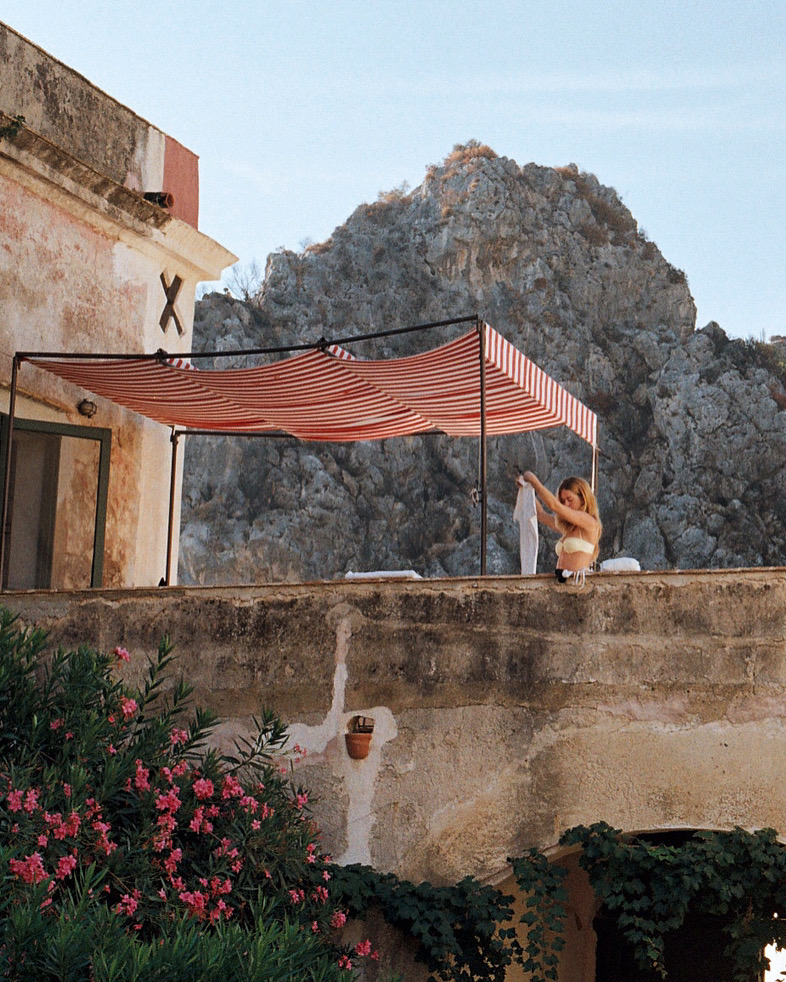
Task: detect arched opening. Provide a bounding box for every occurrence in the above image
[594,907,738,981]
[593,831,740,982]
[505,828,786,982]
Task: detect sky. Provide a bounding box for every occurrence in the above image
[3,0,784,341]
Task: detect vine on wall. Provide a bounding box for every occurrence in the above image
[333,825,786,982]
[329,863,524,982]
[515,822,786,982]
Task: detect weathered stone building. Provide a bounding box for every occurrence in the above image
[0,21,235,588]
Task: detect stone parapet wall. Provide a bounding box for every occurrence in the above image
[7,568,786,886]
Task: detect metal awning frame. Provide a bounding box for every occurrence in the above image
[3,314,599,588]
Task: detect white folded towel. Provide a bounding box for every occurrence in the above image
[599,557,641,572]
[345,570,423,580]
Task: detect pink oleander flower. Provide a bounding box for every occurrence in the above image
[170,727,189,746]
[10,852,48,884]
[115,891,139,917]
[23,789,39,813]
[330,909,347,929]
[50,718,63,731]
[134,760,151,793]
[163,848,182,874]
[120,697,138,720]
[55,854,78,880]
[179,889,208,920]
[189,807,213,835]
[354,940,372,957]
[251,819,261,830]
[338,955,352,971]
[192,778,214,801]
[62,783,72,798]
[296,791,309,808]
[113,646,131,663]
[7,789,23,812]
[221,775,243,800]
[155,787,181,813]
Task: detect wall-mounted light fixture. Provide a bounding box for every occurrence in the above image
[77,399,97,418]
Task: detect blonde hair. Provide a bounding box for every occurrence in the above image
[557,476,602,556]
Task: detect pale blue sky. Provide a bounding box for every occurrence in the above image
[4,0,784,340]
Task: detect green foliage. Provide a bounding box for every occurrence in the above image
[0,609,365,982]
[515,821,786,982]
[510,850,569,982]
[0,114,25,141]
[329,862,522,982]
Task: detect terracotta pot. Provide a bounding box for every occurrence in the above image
[345,732,372,760]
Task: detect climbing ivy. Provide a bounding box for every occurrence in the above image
[513,822,786,982]
[329,863,523,982]
[510,849,569,981]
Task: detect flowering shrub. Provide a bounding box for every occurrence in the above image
[0,610,375,981]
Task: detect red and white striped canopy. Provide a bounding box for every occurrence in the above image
[27,322,597,445]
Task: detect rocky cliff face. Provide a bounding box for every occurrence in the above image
[180,145,786,583]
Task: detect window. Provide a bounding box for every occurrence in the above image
[0,416,110,589]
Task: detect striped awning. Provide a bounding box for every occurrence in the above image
[26,322,597,445]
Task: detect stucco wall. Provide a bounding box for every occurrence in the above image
[0,20,235,588]
[8,569,786,891]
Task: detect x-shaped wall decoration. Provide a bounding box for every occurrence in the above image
[159,272,184,336]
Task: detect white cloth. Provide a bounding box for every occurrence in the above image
[513,484,539,575]
[344,570,422,580]
[599,557,641,572]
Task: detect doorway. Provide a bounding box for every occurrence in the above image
[1,417,110,589]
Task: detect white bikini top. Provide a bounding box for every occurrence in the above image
[555,535,595,557]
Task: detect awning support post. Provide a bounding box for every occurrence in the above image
[0,355,20,592]
[477,317,487,576]
[591,442,599,496]
[164,428,180,587]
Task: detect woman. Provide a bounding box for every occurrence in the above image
[516,472,601,581]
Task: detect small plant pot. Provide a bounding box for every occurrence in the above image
[345,732,373,760]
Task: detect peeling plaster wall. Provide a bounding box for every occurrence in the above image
[8,569,786,890]
[0,21,235,587]
[0,169,182,587]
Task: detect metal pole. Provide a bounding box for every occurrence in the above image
[0,356,19,591]
[591,442,599,495]
[478,318,487,576]
[164,429,180,586]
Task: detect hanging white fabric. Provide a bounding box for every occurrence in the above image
[513,484,538,575]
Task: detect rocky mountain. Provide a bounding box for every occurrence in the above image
[179,144,786,584]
